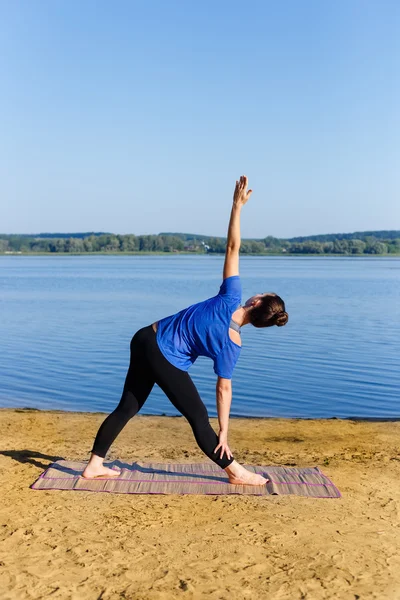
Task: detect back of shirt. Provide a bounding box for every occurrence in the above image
[156,276,242,379]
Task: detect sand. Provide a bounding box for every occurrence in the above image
[0,408,399,600]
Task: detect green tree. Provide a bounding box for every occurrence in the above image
[387,239,400,254]
[322,242,334,253]
[83,238,93,252]
[64,238,84,252]
[207,237,226,253]
[249,241,265,253]
[87,235,100,252]
[263,236,281,251]
[55,239,66,252]
[139,235,152,251]
[348,239,366,254]
[333,240,350,254]
[105,236,120,251]
[374,241,387,254]
[121,234,138,251]
[364,237,387,254]
[0,239,10,252]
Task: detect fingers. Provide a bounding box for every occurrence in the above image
[214,444,225,459]
[238,175,248,189]
[214,443,231,459]
[214,443,222,455]
[234,175,250,201]
[214,439,233,460]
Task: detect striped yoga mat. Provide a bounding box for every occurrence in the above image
[30,460,341,498]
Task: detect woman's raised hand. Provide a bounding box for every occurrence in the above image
[233,175,253,207]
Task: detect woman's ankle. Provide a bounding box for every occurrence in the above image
[224,460,240,475]
[89,453,104,465]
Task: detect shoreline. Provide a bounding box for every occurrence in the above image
[2,406,400,422]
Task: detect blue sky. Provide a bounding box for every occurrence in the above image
[0,1,399,238]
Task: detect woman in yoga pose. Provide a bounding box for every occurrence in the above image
[82,175,288,485]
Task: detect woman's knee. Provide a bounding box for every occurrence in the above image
[115,391,140,421]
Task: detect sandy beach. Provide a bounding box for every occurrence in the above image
[0,408,399,600]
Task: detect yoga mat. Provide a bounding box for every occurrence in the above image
[30,460,341,498]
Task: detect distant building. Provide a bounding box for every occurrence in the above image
[183,241,209,252]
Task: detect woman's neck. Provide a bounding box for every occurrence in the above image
[231,306,250,327]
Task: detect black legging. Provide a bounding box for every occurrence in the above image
[90,325,234,469]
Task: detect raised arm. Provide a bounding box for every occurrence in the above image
[223,175,253,280]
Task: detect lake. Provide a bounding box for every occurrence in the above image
[0,255,399,419]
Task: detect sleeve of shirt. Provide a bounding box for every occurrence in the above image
[213,342,241,380]
[218,275,242,304]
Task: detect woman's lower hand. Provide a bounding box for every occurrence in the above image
[214,430,233,460]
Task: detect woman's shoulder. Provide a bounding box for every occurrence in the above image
[218,275,241,294]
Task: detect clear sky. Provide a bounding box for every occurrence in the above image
[0,1,399,239]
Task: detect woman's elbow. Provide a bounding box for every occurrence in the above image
[216,377,232,392]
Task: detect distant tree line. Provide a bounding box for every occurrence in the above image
[289,230,400,242]
[0,231,399,255]
[0,234,186,253]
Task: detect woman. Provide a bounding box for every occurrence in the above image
[82,175,288,485]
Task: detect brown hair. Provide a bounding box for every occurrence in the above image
[248,293,288,328]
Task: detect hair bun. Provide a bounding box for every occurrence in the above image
[275,311,288,327]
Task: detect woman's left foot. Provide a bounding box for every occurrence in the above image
[81,465,121,479]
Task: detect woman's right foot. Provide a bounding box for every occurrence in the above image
[224,461,269,486]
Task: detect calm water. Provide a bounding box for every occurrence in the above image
[0,255,399,419]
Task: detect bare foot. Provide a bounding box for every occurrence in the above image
[81,465,121,479]
[224,461,269,486]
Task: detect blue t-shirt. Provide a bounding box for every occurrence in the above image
[156,276,242,379]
